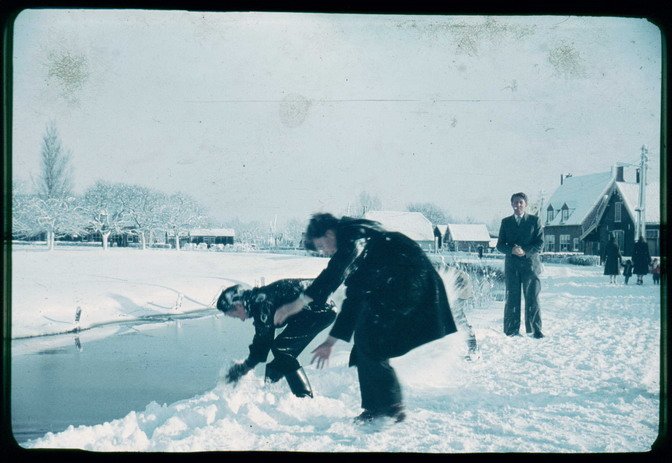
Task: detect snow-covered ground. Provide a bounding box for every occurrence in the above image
[9,246,662,452]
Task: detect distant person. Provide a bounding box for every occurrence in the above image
[477,245,484,259]
[496,192,545,338]
[603,234,622,284]
[216,278,336,398]
[650,258,660,285]
[632,236,652,285]
[273,213,457,424]
[621,258,634,285]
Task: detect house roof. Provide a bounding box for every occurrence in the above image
[546,171,614,226]
[445,224,491,242]
[435,224,448,236]
[364,211,435,241]
[190,228,236,237]
[615,181,660,224]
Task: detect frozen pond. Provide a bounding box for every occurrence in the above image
[11,314,255,443]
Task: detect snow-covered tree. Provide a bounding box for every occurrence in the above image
[227,218,266,247]
[282,217,306,248]
[486,215,502,236]
[158,192,208,251]
[80,181,130,250]
[355,191,382,217]
[406,202,452,225]
[11,180,41,239]
[24,122,83,248]
[124,185,166,250]
[37,122,74,199]
[33,195,86,249]
[527,190,546,217]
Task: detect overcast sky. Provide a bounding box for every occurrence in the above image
[11,10,662,227]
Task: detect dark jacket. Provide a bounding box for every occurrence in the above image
[622,260,633,277]
[603,241,622,276]
[243,279,333,366]
[496,213,544,275]
[304,217,457,360]
[632,240,652,275]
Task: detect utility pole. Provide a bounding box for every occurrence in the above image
[616,145,648,243]
[635,145,648,241]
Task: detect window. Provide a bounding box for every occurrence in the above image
[560,234,571,251]
[614,202,622,222]
[547,208,554,222]
[545,235,555,252]
[561,208,569,221]
[573,238,580,252]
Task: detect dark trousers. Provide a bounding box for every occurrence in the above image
[266,307,336,380]
[350,345,402,413]
[503,260,542,336]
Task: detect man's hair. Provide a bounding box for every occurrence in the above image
[304,213,339,251]
[510,192,528,203]
[216,284,249,312]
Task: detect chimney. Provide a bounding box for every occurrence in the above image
[616,166,624,182]
[560,174,563,185]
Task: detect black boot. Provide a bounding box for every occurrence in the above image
[285,367,313,398]
[264,363,284,384]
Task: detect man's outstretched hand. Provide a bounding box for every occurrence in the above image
[311,336,337,369]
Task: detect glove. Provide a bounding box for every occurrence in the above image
[225,361,252,384]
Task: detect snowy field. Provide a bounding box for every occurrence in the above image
[9,246,662,453]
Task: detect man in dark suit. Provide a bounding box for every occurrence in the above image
[496,192,545,338]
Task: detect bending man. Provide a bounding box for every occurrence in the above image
[217,278,336,398]
[274,213,457,423]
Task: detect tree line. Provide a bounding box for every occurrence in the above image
[12,122,271,250]
[12,176,212,251]
[13,122,511,251]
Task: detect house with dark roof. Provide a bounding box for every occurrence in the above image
[544,166,660,257]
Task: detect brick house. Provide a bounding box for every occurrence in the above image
[544,166,660,257]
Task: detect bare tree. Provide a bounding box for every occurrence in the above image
[356,191,382,217]
[486,215,502,236]
[35,196,85,249]
[527,190,546,217]
[26,123,82,249]
[227,217,266,247]
[406,202,452,225]
[81,181,130,250]
[282,217,306,248]
[11,180,41,239]
[124,184,166,250]
[158,192,208,250]
[37,121,74,199]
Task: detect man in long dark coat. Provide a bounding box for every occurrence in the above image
[496,192,545,338]
[274,213,457,424]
